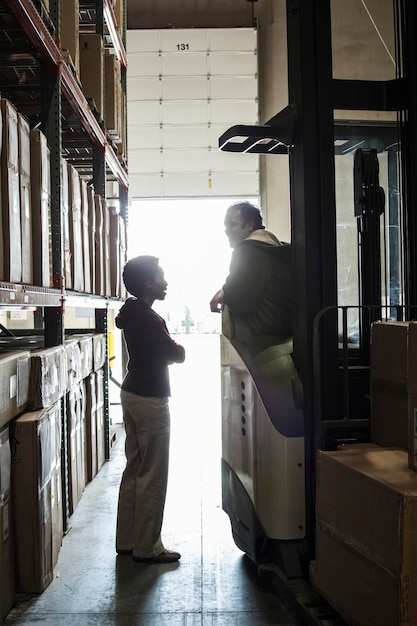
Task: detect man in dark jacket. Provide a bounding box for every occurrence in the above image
[115,255,185,563]
[210,201,292,357]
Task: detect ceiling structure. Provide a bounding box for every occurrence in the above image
[126,0,257,30]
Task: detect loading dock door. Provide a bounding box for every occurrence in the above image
[126,28,259,199]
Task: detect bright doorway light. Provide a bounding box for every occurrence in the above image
[126,198,249,334]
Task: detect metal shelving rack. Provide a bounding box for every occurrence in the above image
[0,0,128,529]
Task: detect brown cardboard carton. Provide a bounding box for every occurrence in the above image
[66,381,85,513]
[313,447,417,626]
[104,53,122,139]
[371,320,417,470]
[79,34,104,118]
[29,346,67,410]
[84,373,97,482]
[68,163,84,292]
[94,195,104,296]
[370,321,411,450]
[87,186,96,294]
[109,207,120,297]
[0,351,30,430]
[102,199,111,296]
[61,158,72,289]
[48,403,63,567]
[64,339,82,391]
[30,129,52,288]
[407,323,417,471]
[70,334,93,379]
[18,113,33,285]
[78,380,86,498]
[114,0,124,31]
[0,425,15,620]
[60,0,79,76]
[1,99,22,283]
[92,334,107,372]
[96,368,105,470]
[11,407,61,593]
[80,178,91,294]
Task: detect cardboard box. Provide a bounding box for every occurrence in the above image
[79,34,104,118]
[60,0,79,76]
[11,405,62,593]
[92,334,107,372]
[370,321,411,450]
[312,447,417,626]
[0,351,30,430]
[96,368,105,471]
[87,186,96,295]
[104,53,122,139]
[84,373,97,481]
[64,338,83,390]
[70,334,93,379]
[80,178,91,294]
[114,0,124,31]
[1,99,22,283]
[29,346,67,409]
[48,404,63,567]
[68,163,84,292]
[0,425,15,620]
[18,113,33,285]
[371,321,417,470]
[30,129,52,288]
[61,158,72,289]
[66,381,85,514]
[109,207,120,297]
[94,195,104,296]
[102,200,111,296]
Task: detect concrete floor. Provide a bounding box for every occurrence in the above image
[4,334,297,626]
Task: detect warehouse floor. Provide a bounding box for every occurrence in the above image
[4,334,297,626]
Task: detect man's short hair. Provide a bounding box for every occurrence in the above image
[122,255,160,297]
[228,201,265,230]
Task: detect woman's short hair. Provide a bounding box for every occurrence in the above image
[122,255,160,297]
[228,201,265,231]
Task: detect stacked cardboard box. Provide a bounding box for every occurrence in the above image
[66,380,85,514]
[311,446,417,626]
[80,178,91,294]
[68,162,84,292]
[1,99,22,283]
[18,113,33,285]
[61,157,72,289]
[371,320,417,471]
[79,34,104,118]
[0,351,31,430]
[105,52,123,143]
[87,184,96,295]
[94,195,105,296]
[60,0,80,76]
[11,403,63,593]
[96,368,105,472]
[0,425,15,620]
[30,128,52,288]
[84,372,98,482]
[28,346,67,410]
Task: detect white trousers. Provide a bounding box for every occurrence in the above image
[116,390,170,558]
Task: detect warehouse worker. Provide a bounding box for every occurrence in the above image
[115,255,185,563]
[210,201,292,357]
